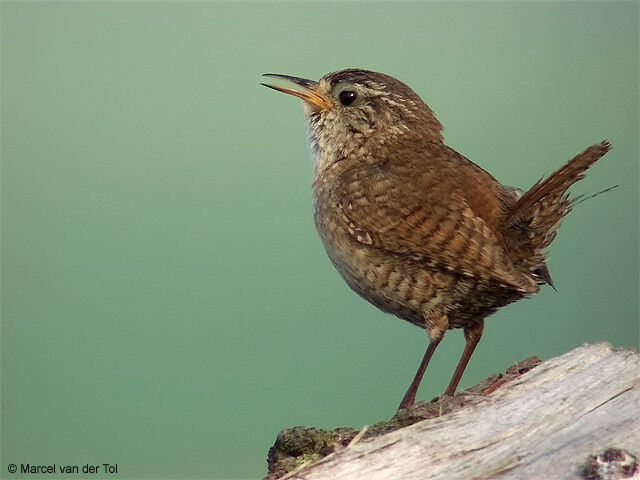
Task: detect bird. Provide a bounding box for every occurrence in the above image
[261,68,612,411]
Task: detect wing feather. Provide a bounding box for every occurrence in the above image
[334,144,537,294]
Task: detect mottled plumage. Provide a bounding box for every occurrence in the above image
[262,69,612,410]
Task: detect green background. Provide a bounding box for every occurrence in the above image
[2,2,638,479]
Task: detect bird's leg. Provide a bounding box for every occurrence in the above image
[398,338,442,411]
[443,320,484,396]
[398,312,448,411]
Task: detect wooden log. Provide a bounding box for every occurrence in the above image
[266,343,640,480]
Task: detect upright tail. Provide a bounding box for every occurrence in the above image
[504,140,612,273]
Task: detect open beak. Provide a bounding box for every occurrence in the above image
[261,73,331,111]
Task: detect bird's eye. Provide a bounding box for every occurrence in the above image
[339,90,357,106]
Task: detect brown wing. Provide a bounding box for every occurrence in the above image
[335,143,537,294]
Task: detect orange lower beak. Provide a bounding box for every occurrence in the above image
[261,73,331,111]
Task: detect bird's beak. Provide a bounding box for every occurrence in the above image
[261,73,332,111]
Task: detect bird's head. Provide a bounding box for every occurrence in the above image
[262,69,443,171]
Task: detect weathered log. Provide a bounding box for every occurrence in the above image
[266,343,639,480]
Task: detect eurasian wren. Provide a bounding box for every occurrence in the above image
[262,69,611,410]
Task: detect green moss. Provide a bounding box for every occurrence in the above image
[266,426,356,478]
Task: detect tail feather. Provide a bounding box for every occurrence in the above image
[504,140,612,271]
[508,140,611,223]
[572,184,619,206]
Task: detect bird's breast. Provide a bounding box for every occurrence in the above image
[312,186,461,328]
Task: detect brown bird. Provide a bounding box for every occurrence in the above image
[262,69,611,411]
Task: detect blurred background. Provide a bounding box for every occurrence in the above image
[2,2,638,479]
